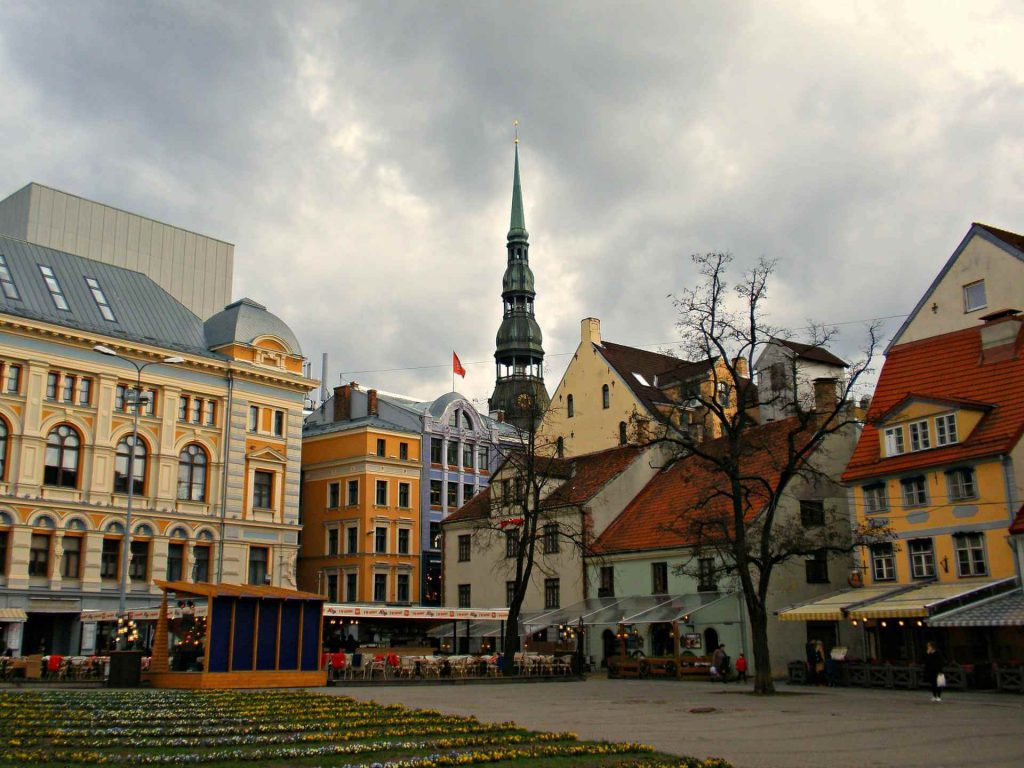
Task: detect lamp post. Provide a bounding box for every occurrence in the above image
[94,344,185,649]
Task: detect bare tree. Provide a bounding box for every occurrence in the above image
[467,395,596,676]
[642,252,889,694]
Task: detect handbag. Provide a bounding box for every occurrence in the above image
[936,672,947,688]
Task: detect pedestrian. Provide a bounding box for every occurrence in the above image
[711,644,726,682]
[923,641,945,702]
[805,639,817,684]
[814,641,826,685]
[735,653,748,683]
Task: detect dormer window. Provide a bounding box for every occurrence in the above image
[935,414,958,446]
[85,277,116,321]
[0,255,20,300]
[908,420,930,452]
[38,265,69,311]
[884,426,905,456]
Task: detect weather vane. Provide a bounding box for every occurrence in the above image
[514,120,518,145]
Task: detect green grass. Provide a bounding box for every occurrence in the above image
[0,689,731,768]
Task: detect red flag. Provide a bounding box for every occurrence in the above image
[453,351,466,378]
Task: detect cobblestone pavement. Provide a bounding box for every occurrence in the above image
[327,675,1024,768]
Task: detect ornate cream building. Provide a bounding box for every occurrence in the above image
[0,233,314,655]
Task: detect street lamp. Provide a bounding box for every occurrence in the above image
[94,344,185,648]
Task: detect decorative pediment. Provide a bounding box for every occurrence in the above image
[247,446,287,464]
[874,394,992,426]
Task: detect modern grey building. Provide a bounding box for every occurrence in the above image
[0,183,233,319]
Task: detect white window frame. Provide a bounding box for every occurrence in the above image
[963,279,987,313]
[908,420,930,452]
[935,413,958,446]
[953,532,988,577]
[946,467,977,501]
[863,483,889,514]
[900,476,927,507]
[871,543,896,582]
[908,538,936,579]
[884,426,905,456]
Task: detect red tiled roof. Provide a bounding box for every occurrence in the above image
[593,417,814,554]
[1010,505,1024,535]
[775,338,849,368]
[443,486,492,524]
[842,321,1024,483]
[442,444,645,526]
[541,444,645,508]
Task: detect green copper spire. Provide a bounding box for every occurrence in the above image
[508,141,528,241]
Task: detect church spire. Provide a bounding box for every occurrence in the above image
[508,142,528,241]
[489,131,550,430]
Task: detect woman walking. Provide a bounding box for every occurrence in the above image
[923,641,944,702]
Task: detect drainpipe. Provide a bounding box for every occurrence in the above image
[216,369,235,582]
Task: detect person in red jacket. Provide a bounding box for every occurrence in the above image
[734,653,748,683]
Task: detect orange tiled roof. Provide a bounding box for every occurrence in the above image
[842,321,1024,483]
[1010,505,1024,535]
[593,417,814,554]
[441,444,644,526]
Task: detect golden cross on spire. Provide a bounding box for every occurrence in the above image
[514,120,519,145]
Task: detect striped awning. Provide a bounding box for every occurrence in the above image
[854,579,1012,620]
[777,586,903,622]
[928,590,1024,627]
[0,608,28,622]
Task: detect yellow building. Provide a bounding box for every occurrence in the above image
[299,385,421,610]
[539,317,752,456]
[839,311,1024,663]
[0,234,315,655]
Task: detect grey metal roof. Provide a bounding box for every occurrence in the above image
[303,413,420,438]
[0,233,218,357]
[928,588,1024,627]
[204,297,302,355]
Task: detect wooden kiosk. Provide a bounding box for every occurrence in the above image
[147,580,327,689]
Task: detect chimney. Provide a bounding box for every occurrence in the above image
[368,389,379,416]
[333,384,352,422]
[813,377,839,413]
[979,309,1022,363]
[732,356,748,378]
[582,317,602,346]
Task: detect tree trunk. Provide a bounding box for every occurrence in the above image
[747,600,775,694]
[500,611,520,675]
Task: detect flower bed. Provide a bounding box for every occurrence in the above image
[0,690,730,767]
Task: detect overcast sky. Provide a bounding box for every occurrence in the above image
[2,1,1022,409]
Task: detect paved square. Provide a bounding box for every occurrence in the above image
[332,676,1024,768]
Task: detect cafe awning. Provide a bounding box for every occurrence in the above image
[928,589,1024,627]
[854,578,1016,620]
[323,604,509,621]
[0,608,27,622]
[777,585,906,622]
[524,597,626,629]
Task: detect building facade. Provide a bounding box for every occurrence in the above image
[539,317,751,457]
[0,183,233,319]
[752,338,849,423]
[0,234,312,655]
[301,384,514,606]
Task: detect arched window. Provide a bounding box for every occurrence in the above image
[134,523,154,537]
[44,424,80,487]
[567,395,574,418]
[168,526,189,540]
[66,518,87,531]
[602,384,610,410]
[619,422,628,446]
[462,411,473,430]
[105,521,125,534]
[196,529,214,541]
[34,514,56,529]
[0,511,13,525]
[0,419,8,480]
[177,443,208,502]
[114,435,147,495]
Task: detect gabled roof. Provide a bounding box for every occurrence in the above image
[0,233,217,357]
[843,321,1024,482]
[442,444,645,526]
[773,338,849,368]
[887,222,1024,352]
[593,418,810,554]
[597,340,714,419]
